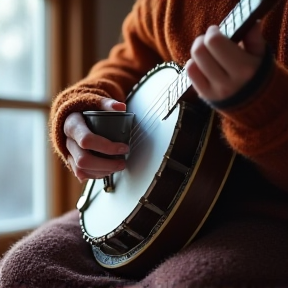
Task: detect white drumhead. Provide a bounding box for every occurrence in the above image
[83,67,180,237]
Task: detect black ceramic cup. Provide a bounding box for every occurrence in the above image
[83,111,134,159]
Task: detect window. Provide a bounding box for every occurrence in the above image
[0,0,133,255]
[0,0,49,233]
[0,0,98,255]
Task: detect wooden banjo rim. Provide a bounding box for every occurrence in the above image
[93,110,236,268]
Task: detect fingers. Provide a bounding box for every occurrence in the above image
[185,58,211,97]
[67,142,126,182]
[67,155,126,182]
[64,111,129,182]
[187,22,266,101]
[66,137,126,171]
[202,25,262,78]
[68,155,110,181]
[189,34,228,86]
[64,112,129,156]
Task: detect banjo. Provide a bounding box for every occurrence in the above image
[77,0,278,278]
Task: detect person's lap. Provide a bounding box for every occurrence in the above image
[141,216,288,287]
[0,210,132,288]
[0,207,287,288]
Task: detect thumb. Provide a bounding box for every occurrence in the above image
[241,20,266,57]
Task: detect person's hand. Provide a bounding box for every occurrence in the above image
[185,21,266,102]
[64,98,130,182]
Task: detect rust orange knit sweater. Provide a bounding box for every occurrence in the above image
[50,0,288,192]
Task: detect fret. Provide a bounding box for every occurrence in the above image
[178,72,185,97]
[242,0,251,20]
[239,0,244,23]
[166,79,175,113]
[232,5,236,33]
[183,69,192,92]
[219,0,262,39]
[166,72,188,113]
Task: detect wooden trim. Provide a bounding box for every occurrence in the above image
[48,0,96,95]
[67,0,83,82]
[81,0,97,75]
[0,98,50,110]
[0,0,96,256]
[47,0,97,217]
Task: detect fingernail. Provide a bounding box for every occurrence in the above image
[111,101,126,111]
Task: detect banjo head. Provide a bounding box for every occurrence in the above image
[77,64,235,278]
[80,65,182,238]
[81,109,180,238]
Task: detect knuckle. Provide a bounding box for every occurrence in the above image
[204,31,220,47]
[77,132,94,150]
[64,113,77,136]
[191,36,205,57]
[66,138,75,154]
[64,121,73,137]
[74,153,88,169]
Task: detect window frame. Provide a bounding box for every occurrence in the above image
[0,0,96,256]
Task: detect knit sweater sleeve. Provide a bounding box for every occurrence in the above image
[216,58,288,191]
[49,0,164,164]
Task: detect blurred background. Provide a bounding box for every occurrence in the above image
[0,0,134,255]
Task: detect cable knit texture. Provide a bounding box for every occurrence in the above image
[1,0,288,287]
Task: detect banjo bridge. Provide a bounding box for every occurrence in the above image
[103,174,115,192]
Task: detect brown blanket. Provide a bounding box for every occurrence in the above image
[0,208,287,288]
